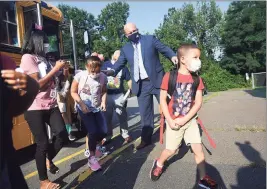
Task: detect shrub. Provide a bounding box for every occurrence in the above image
[201,62,249,92]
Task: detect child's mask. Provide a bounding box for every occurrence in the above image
[89,73,100,79]
[187,59,201,72]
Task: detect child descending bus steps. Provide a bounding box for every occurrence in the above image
[71,56,108,172]
[150,44,218,189]
[47,52,76,142]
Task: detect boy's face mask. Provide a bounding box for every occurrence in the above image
[187,59,201,72]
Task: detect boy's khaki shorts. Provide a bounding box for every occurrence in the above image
[165,117,201,150]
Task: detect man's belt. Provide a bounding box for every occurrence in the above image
[141,78,150,81]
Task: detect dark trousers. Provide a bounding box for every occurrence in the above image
[77,110,107,152]
[137,80,160,144]
[0,158,29,189]
[0,136,29,189]
[24,107,67,181]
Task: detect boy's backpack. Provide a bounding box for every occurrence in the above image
[159,69,216,149]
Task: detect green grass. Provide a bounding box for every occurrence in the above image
[203,92,219,103]
[234,125,266,132]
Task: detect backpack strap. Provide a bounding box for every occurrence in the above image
[160,68,178,144]
[167,69,178,104]
[78,73,88,95]
[190,74,217,149]
[191,73,200,100]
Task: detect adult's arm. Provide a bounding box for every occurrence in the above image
[20,54,65,89]
[110,49,128,76]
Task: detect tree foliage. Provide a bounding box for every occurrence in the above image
[155,1,223,72]
[155,1,249,91]
[92,2,130,60]
[58,4,97,68]
[182,1,223,59]
[220,1,266,75]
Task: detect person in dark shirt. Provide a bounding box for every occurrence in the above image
[0,54,39,189]
[101,50,132,144]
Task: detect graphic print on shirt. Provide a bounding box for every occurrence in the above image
[172,82,194,117]
[107,69,122,90]
[79,80,101,111]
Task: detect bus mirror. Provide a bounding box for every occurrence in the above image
[84,30,89,44]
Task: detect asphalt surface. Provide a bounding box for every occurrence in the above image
[19,89,266,189]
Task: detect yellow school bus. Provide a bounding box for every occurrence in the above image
[0,1,65,150]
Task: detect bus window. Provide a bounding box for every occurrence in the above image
[0,2,18,47]
[23,7,38,35]
[43,16,60,57]
[48,35,58,52]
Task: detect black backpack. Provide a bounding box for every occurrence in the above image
[166,68,200,104]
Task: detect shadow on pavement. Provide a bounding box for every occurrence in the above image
[66,131,159,189]
[164,140,226,189]
[192,162,227,189]
[230,141,266,189]
[54,158,88,188]
[244,88,266,98]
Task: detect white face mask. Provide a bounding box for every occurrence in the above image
[187,59,201,72]
[90,73,100,79]
[44,43,50,54]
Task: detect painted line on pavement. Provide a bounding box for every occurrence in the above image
[24,124,160,180]
[24,132,122,180]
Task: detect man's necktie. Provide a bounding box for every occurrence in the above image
[133,44,140,82]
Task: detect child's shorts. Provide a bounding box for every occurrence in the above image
[165,117,201,150]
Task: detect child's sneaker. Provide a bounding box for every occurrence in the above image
[150,159,163,181]
[198,175,218,189]
[84,149,90,158]
[88,156,101,171]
